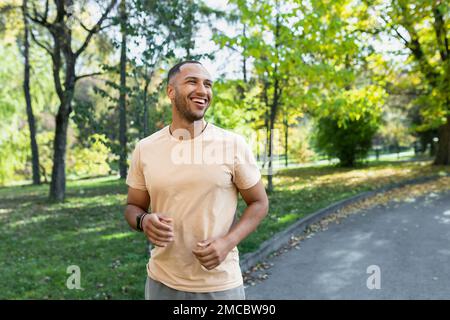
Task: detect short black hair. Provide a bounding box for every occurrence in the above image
[167,60,202,84]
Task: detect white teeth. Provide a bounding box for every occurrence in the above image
[192,98,206,104]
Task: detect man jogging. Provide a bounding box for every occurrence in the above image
[124,60,269,300]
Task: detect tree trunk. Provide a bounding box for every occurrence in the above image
[50,107,70,201]
[28,0,116,201]
[119,0,128,179]
[262,107,269,170]
[22,0,41,185]
[242,22,247,84]
[267,121,274,193]
[261,77,270,170]
[434,116,450,165]
[267,80,279,194]
[392,3,449,165]
[267,13,281,193]
[284,117,288,167]
[49,31,76,201]
[142,79,150,138]
[143,91,148,138]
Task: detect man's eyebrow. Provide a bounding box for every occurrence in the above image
[184,76,213,83]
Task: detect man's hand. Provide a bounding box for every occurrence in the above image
[192,237,233,270]
[142,213,174,247]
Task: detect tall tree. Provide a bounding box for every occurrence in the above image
[21,0,40,185]
[130,0,177,138]
[128,0,222,137]
[118,0,127,179]
[223,0,283,192]
[27,0,117,201]
[368,0,449,164]
[221,0,305,192]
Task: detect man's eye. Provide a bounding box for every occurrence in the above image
[189,80,196,84]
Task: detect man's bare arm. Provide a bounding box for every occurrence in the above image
[124,187,150,231]
[124,187,174,246]
[225,179,269,248]
[192,179,269,270]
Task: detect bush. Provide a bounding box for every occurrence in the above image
[313,85,384,167]
[314,113,379,167]
[68,134,113,178]
[37,132,114,182]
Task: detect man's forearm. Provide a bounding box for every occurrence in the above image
[124,204,147,231]
[224,200,268,250]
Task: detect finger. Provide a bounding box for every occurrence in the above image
[202,261,219,270]
[197,239,212,247]
[147,226,174,239]
[147,229,174,242]
[147,231,172,246]
[193,252,217,265]
[160,217,173,224]
[192,247,213,258]
[193,241,214,254]
[145,226,172,239]
[196,252,217,264]
[157,214,173,223]
[150,218,173,232]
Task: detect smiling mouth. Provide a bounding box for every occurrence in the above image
[190,97,208,108]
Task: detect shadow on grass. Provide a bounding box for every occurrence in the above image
[0,178,127,208]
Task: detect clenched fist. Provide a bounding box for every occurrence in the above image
[192,237,232,270]
[142,213,174,247]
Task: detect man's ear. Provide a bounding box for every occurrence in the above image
[167,84,174,101]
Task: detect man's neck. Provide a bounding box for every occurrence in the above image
[169,118,207,140]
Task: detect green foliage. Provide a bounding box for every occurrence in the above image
[287,125,315,163]
[68,134,113,178]
[366,0,450,130]
[0,129,29,185]
[0,44,28,185]
[208,79,263,130]
[377,87,416,150]
[0,44,23,126]
[1,0,446,182]
[314,113,380,167]
[380,121,415,149]
[36,131,54,183]
[37,132,114,182]
[313,86,384,166]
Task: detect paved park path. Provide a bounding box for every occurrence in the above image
[246,190,450,299]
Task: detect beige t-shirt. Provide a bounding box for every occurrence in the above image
[126,123,261,292]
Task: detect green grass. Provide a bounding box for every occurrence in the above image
[1,160,449,299]
[0,177,146,299]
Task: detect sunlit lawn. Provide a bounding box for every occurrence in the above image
[1,159,448,299]
[0,177,142,300]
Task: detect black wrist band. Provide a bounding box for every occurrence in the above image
[136,212,147,232]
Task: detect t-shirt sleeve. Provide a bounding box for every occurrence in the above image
[126,142,147,191]
[233,135,261,190]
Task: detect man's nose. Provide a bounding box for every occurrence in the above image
[194,83,208,96]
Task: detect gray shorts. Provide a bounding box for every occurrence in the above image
[145,277,246,300]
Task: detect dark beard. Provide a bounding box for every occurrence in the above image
[174,89,206,122]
